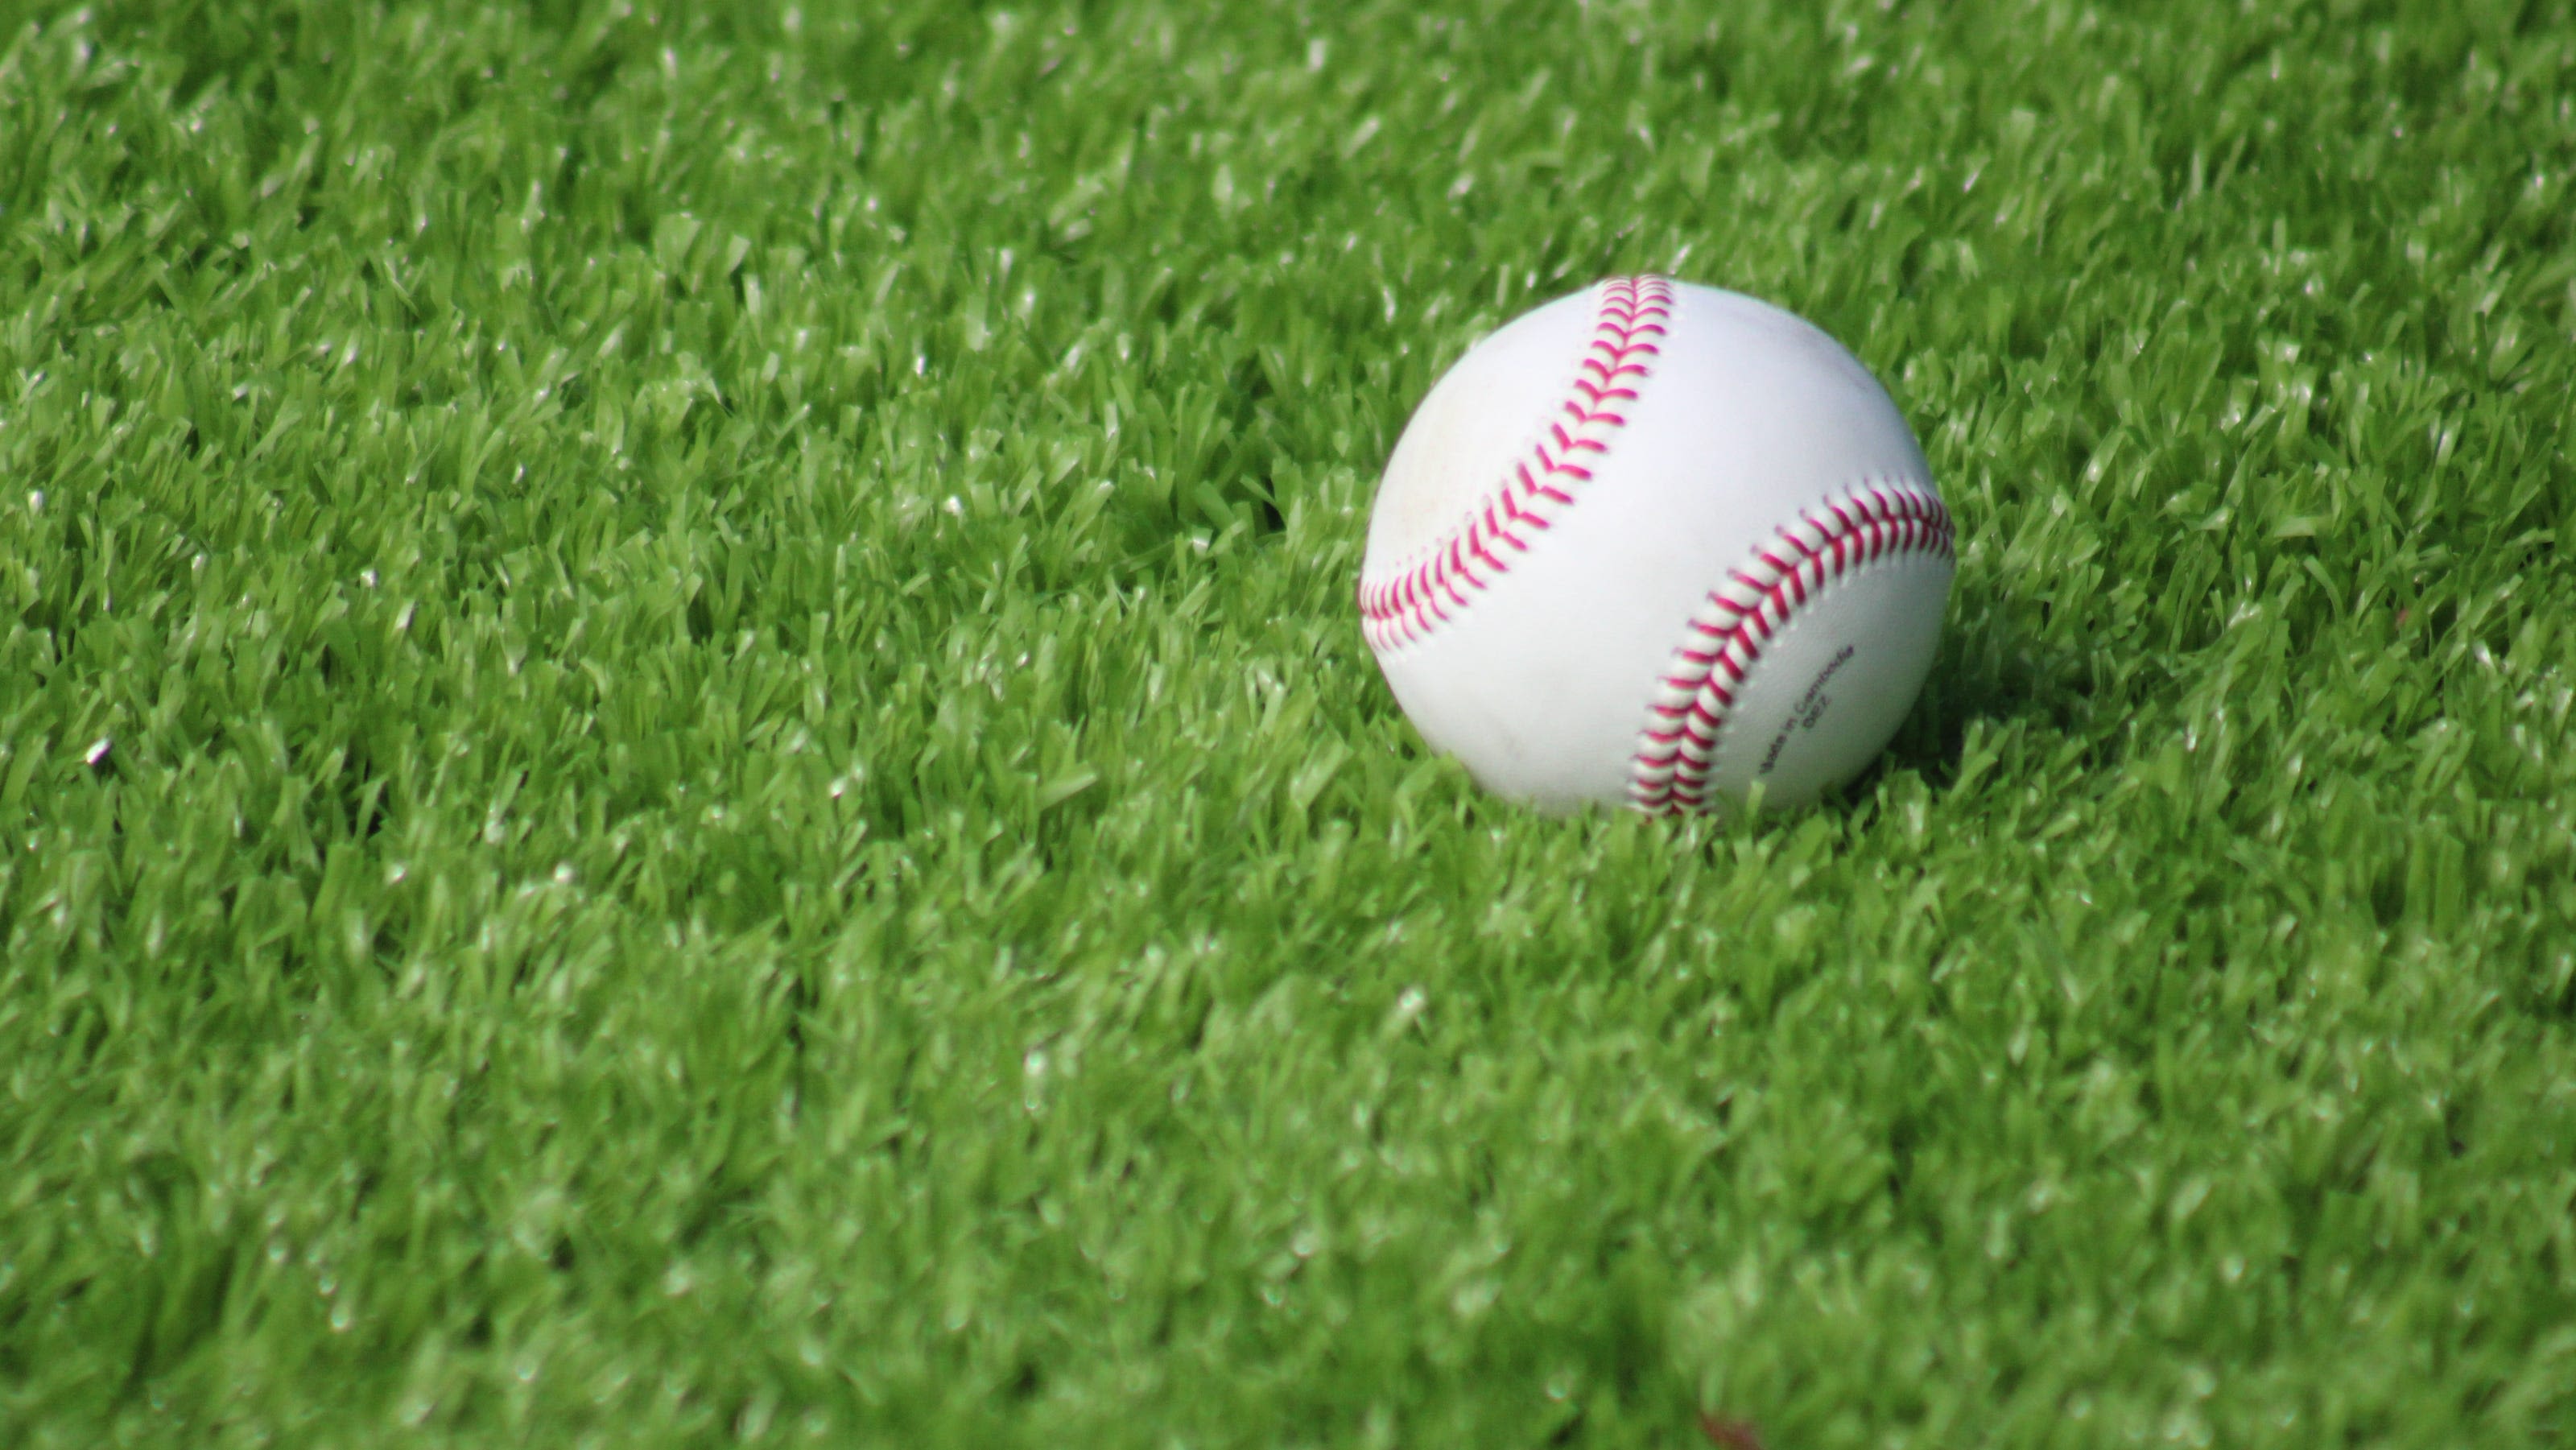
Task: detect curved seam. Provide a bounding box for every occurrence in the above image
[1627,481,1955,814]
[1358,276,1674,655]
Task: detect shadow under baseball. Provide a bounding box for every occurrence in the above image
[1846,588,2083,797]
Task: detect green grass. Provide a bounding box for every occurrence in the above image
[5,0,2576,1444]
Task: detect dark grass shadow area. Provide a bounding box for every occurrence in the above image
[1863,587,2084,794]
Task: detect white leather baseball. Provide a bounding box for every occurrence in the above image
[1357,277,1955,814]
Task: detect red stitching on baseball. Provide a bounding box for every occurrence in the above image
[1627,481,1954,814]
[1359,277,1674,652]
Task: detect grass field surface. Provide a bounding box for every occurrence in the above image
[6,0,2576,1444]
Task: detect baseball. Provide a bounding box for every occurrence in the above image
[1357,277,1955,815]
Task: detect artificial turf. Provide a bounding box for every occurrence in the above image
[5,0,2576,1444]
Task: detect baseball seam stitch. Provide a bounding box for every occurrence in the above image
[1356,276,1674,653]
[1626,480,1954,814]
